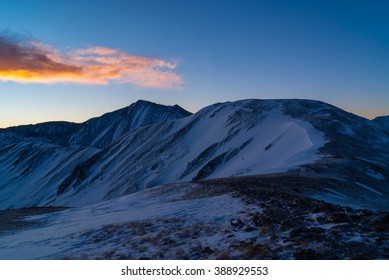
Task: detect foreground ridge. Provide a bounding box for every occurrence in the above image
[0,179,388,259]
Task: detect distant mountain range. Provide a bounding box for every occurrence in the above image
[0,99,388,210]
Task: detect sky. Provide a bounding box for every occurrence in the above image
[1,0,389,128]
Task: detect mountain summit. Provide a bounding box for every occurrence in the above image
[0,100,191,149]
[65,100,191,148]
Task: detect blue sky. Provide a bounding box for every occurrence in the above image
[1,0,389,127]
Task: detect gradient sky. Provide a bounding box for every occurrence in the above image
[1,0,389,128]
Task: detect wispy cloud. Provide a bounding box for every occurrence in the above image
[0,33,182,88]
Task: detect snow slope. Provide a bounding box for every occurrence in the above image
[0,98,388,210]
[1,99,388,260]
[0,142,97,208]
[1,180,387,260]
[52,99,326,206]
[0,183,254,259]
[0,101,191,209]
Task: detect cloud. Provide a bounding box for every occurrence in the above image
[0,34,182,88]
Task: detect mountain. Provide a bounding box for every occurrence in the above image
[0,121,80,148]
[1,98,389,260]
[66,100,192,148]
[0,100,191,148]
[0,99,388,210]
[373,115,389,131]
[0,100,191,208]
[53,99,327,206]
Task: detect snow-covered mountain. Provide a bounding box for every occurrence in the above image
[0,100,191,148]
[0,100,191,208]
[0,121,80,148]
[0,99,388,210]
[53,99,327,206]
[66,100,191,148]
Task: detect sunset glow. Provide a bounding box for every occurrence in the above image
[0,0,388,128]
[0,37,182,88]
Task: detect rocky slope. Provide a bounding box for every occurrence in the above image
[0,178,387,259]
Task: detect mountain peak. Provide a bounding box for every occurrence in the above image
[0,100,192,149]
[131,99,156,107]
[66,100,191,148]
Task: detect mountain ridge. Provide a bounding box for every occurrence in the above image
[373,115,389,131]
[0,98,388,211]
[0,100,191,149]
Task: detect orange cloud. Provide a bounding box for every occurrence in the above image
[0,37,182,88]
